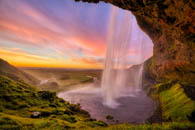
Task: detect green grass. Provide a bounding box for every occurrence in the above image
[159,83,195,121]
[0,75,107,129]
[0,74,194,129]
[150,81,195,122]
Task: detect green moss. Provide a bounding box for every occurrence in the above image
[61,114,77,123]
[0,116,21,130]
[0,75,106,129]
[84,120,108,128]
[1,74,194,129]
[159,83,195,121]
[153,80,175,93]
[150,81,195,122]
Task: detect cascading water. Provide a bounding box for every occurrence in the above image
[58,5,155,124]
[101,6,149,108]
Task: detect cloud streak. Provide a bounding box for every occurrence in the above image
[0,47,102,68]
[0,0,153,68]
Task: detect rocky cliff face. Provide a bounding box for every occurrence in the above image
[75,0,195,84]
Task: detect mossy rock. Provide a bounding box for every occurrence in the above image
[150,81,195,122]
[159,84,195,121]
[61,114,77,123]
[0,116,21,129]
[38,91,56,101]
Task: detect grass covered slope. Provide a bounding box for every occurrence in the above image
[150,82,195,122]
[0,75,107,129]
[159,84,195,121]
[0,58,39,85]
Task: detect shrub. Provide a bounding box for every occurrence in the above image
[41,111,52,117]
[38,91,56,101]
[0,116,20,129]
[61,114,77,123]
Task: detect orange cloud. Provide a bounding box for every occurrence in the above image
[0,14,106,58]
[0,0,109,68]
[0,47,102,69]
[72,56,103,67]
[0,48,50,61]
[0,20,63,47]
[74,37,106,57]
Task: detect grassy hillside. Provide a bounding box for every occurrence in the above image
[0,58,39,85]
[149,82,195,122]
[0,75,107,129]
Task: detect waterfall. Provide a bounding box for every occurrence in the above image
[101,6,149,108]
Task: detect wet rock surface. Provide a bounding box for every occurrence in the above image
[30,112,41,118]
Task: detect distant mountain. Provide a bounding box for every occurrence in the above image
[0,58,40,85]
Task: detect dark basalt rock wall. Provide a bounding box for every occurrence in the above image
[75,0,195,84]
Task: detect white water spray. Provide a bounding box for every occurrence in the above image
[57,5,154,123]
[101,6,150,108]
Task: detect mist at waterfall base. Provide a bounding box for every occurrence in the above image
[58,7,155,124]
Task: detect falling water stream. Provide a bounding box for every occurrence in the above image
[58,6,155,124]
[101,7,144,108]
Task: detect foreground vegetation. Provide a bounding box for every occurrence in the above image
[1,74,194,129]
[153,83,195,121]
[0,58,194,129]
[0,75,107,129]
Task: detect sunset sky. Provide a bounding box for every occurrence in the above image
[0,0,153,69]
